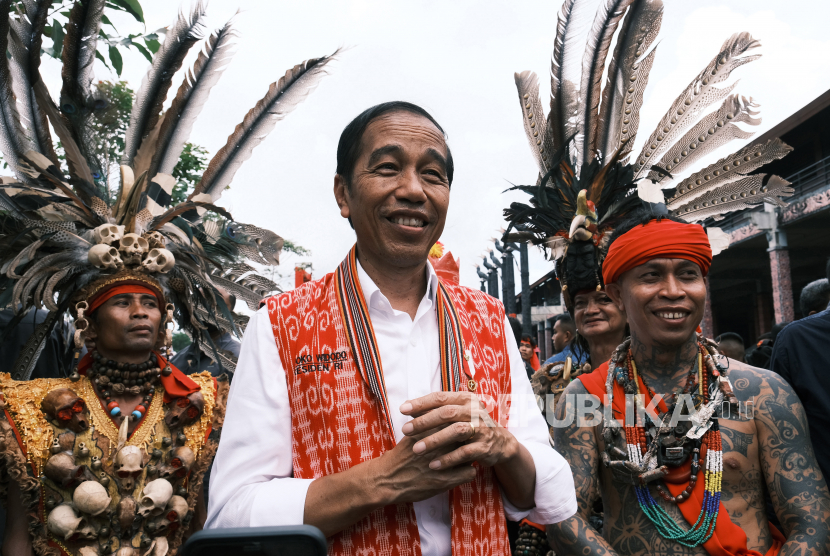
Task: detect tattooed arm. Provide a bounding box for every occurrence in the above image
[752,366,830,555]
[546,379,618,555]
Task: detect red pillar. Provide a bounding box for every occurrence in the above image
[769,248,794,324]
[701,277,715,338]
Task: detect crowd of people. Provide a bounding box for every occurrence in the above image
[1,0,830,555]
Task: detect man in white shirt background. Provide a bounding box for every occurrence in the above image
[206,101,577,555]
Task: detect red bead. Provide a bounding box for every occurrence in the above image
[135,405,146,413]
[107,401,119,410]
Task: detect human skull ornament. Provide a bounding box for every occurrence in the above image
[158,447,195,482]
[44,452,97,489]
[137,479,173,518]
[141,248,175,274]
[164,392,204,429]
[41,389,90,433]
[118,233,149,265]
[47,504,96,542]
[73,480,111,516]
[88,244,123,270]
[113,445,144,492]
[92,224,125,245]
[144,231,166,249]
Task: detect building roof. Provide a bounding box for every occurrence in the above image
[753,88,830,145]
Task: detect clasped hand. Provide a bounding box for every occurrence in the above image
[401,391,517,469]
[368,391,520,507]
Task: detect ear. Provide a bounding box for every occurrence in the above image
[605,282,626,313]
[333,174,351,219]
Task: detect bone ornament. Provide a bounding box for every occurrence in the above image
[88,243,123,270]
[144,231,166,249]
[164,392,204,429]
[117,496,137,533]
[92,224,125,246]
[114,445,144,492]
[141,248,175,274]
[73,480,112,516]
[118,233,149,265]
[41,389,90,433]
[44,452,97,489]
[158,447,195,482]
[47,504,97,542]
[137,479,174,518]
[147,536,169,556]
[145,495,187,537]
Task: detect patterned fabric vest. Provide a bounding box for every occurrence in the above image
[266,247,512,556]
[0,371,224,556]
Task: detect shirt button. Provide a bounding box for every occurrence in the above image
[410,338,417,347]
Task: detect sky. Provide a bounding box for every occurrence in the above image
[39,0,830,296]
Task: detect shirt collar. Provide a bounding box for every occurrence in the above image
[355,258,439,318]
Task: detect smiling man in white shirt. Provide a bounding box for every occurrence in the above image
[206,101,577,555]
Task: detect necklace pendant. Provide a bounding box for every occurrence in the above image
[467,378,477,392]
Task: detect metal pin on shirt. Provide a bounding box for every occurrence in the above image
[464,350,477,392]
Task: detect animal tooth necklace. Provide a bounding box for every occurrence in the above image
[609,342,724,547]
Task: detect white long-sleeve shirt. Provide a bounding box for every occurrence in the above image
[206,261,577,555]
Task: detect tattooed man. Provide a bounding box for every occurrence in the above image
[547,212,830,556]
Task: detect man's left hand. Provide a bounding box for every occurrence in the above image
[400,391,519,470]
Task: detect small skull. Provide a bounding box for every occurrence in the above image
[141,248,175,274]
[88,244,123,270]
[92,224,125,245]
[137,478,174,518]
[44,452,96,489]
[144,231,166,249]
[146,495,187,537]
[73,480,111,516]
[164,392,205,429]
[47,504,96,542]
[158,447,195,483]
[113,445,144,492]
[41,389,90,433]
[117,495,137,533]
[118,233,149,265]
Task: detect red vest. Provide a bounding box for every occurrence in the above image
[266,248,511,556]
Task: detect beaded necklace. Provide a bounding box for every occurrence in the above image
[88,352,166,421]
[609,342,724,547]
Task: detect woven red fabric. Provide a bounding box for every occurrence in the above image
[266,248,511,556]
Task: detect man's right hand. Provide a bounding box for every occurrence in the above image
[366,432,477,506]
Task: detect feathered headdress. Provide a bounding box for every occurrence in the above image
[0,0,334,380]
[504,0,792,305]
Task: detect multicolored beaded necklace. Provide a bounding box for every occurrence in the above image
[88,352,166,421]
[608,342,724,547]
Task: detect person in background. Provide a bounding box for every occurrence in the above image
[519,334,540,380]
[746,323,788,369]
[569,290,626,369]
[508,315,523,347]
[543,314,577,364]
[799,278,830,317]
[171,288,241,380]
[716,331,746,362]
[0,308,74,380]
[770,258,830,484]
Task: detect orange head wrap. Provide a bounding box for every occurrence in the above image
[601,219,712,284]
[89,285,159,313]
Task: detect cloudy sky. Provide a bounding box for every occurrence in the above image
[40,0,830,295]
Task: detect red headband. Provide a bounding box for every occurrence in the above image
[89,285,159,313]
[601,219,712,284]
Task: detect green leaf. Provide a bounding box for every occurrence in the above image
[51,19,64,58]
[108,45,123,76]
[144,37,160,54]
[109,0,144,23]
[131,41,152,62]
[95,50,111,71]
